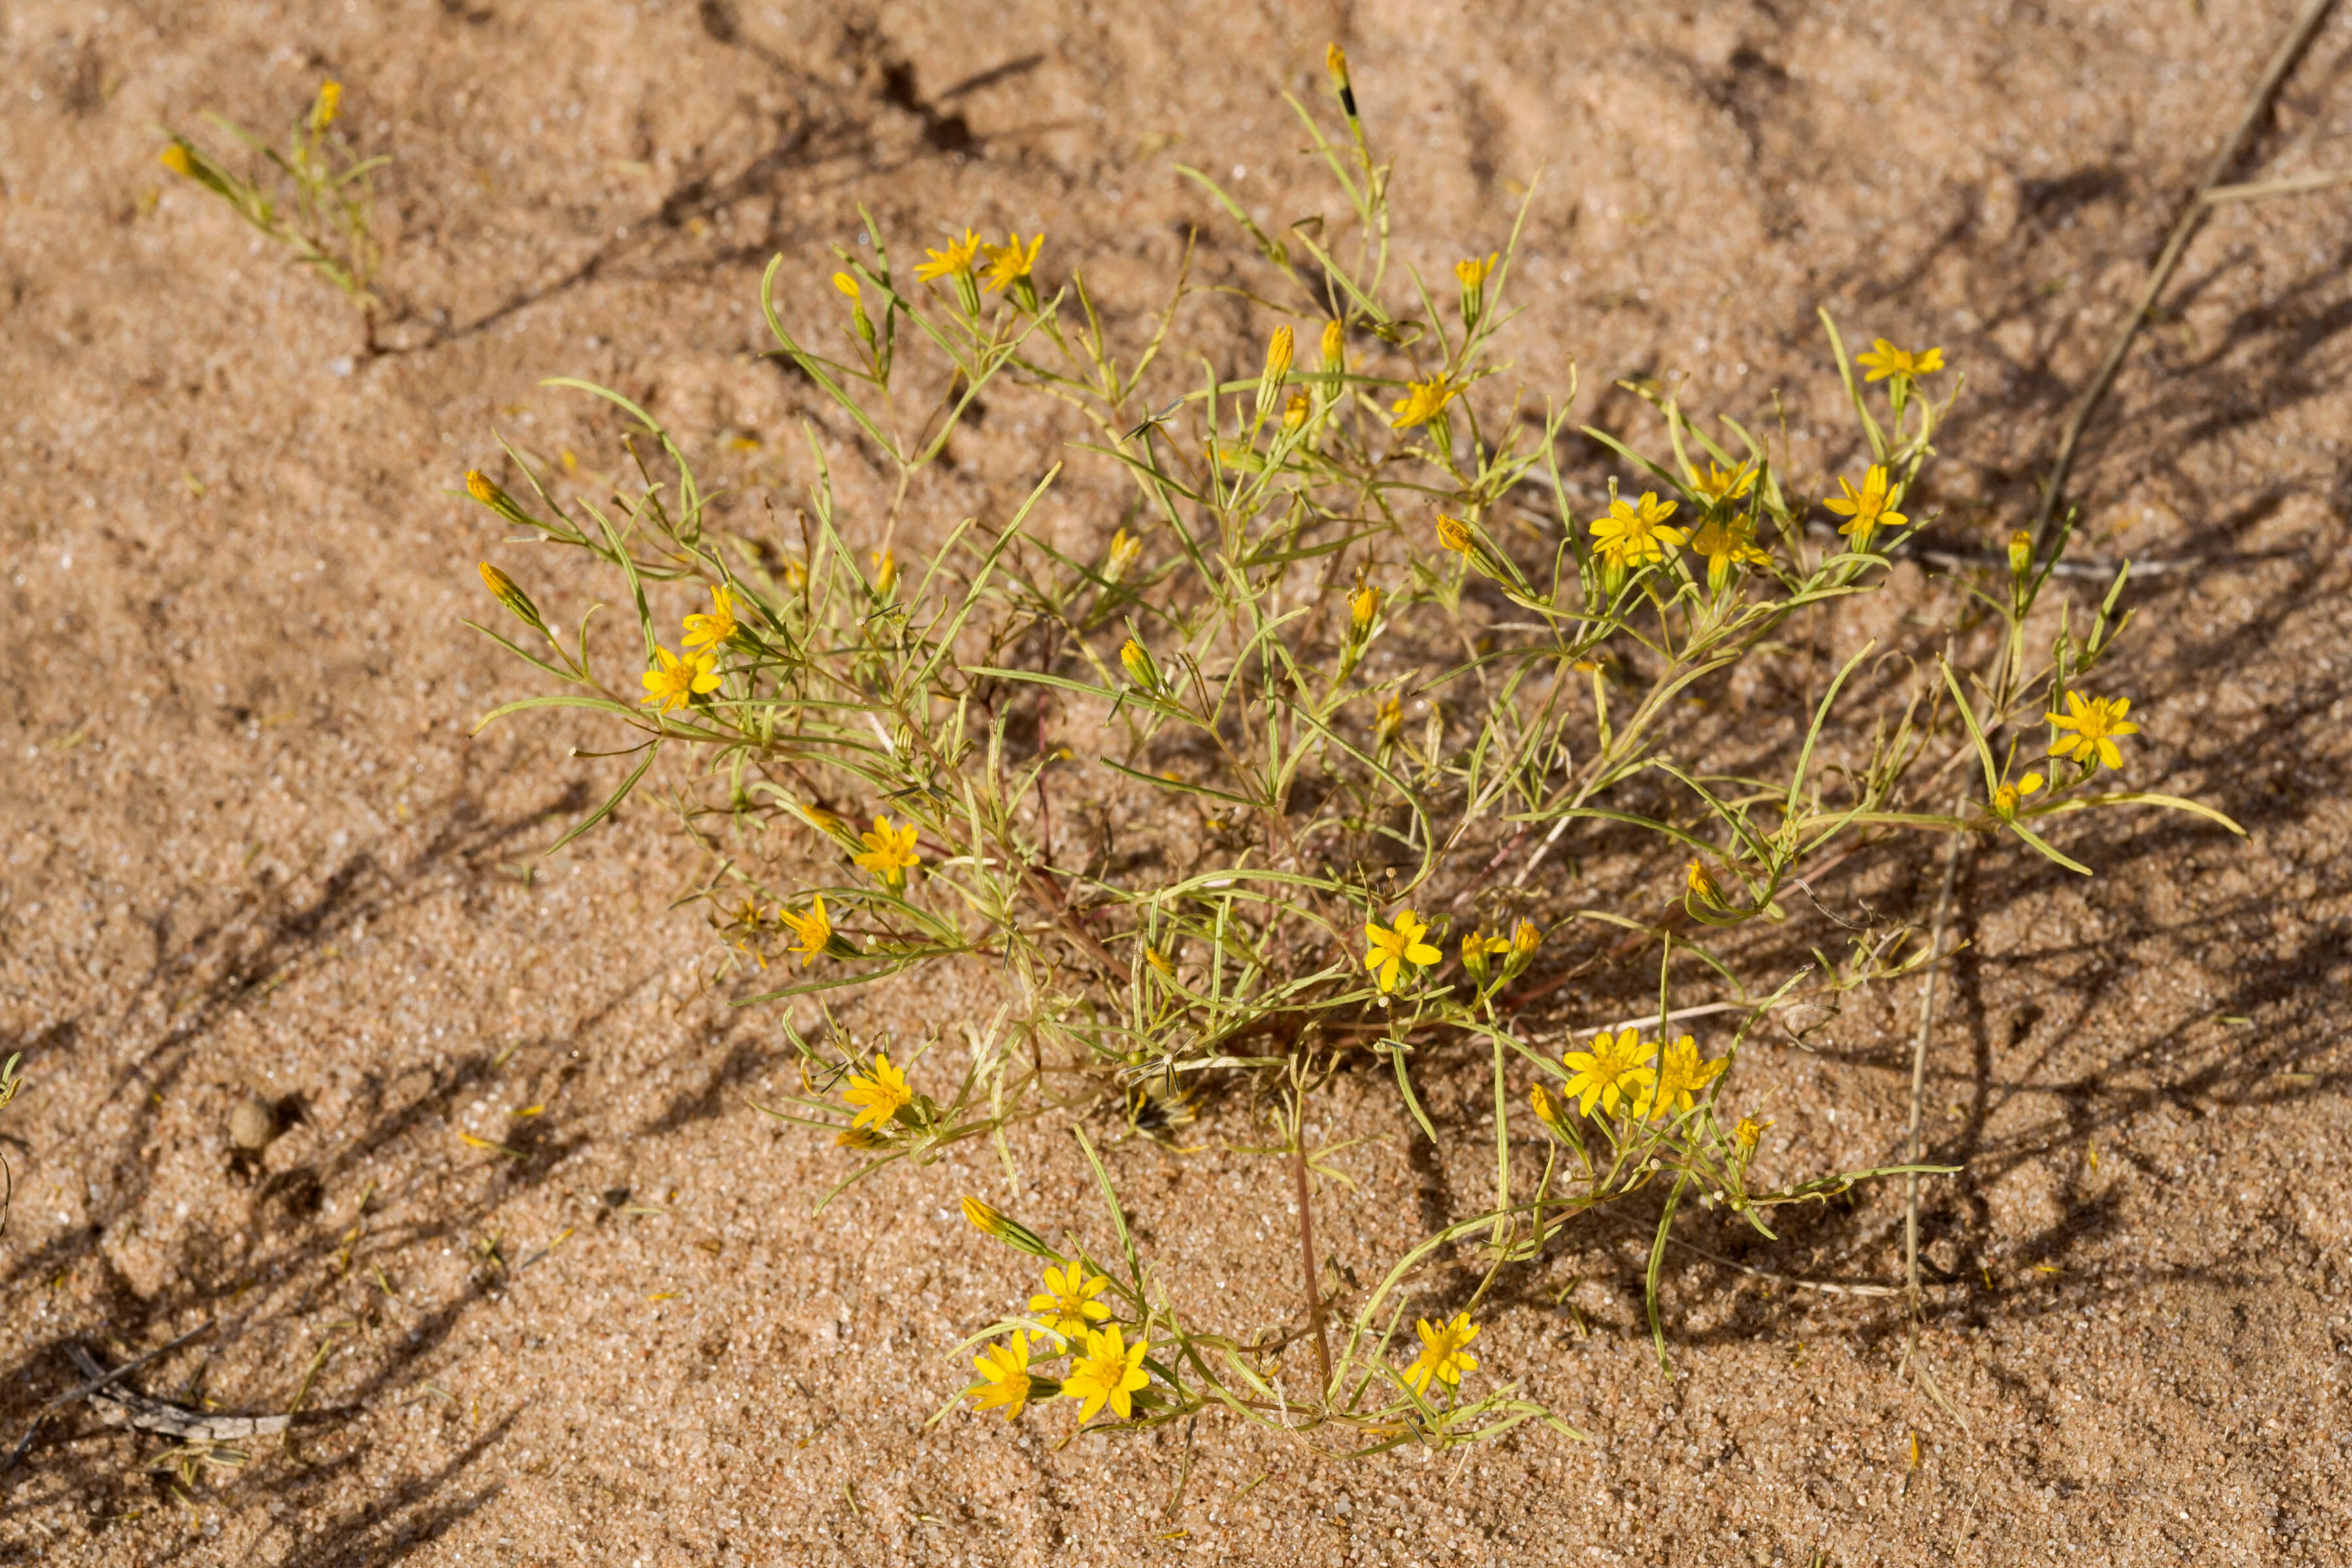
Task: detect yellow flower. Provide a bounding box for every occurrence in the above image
[1991,771,2045,816]
[1144,946,1175,979]
[1320,318,1347,368]
[1734,1116,1771,1155]
[1348,583,1380,636]
[853,815,921,888]
[915,227,983,282]
[1435,513,1474,554]
[1689,460,1757,504]
[728,894,765,930]
[1030,1261,1113,1340]
[465,469,500,506]
[1529,1083,1563,1128]
[1855,338,1944,384]
[1283,389,1311,430]
[870,547,898,596]
[159,142,193,177]
[1686,857,1724,906]
[970,1331,1037,1420]
[832,270,862,301]
[1390,374,1458,429]
[1119,637,1161,692]
[1508,920,1541,969]
[681,584,741,651]
[1636,1034,1729,1119]
[1103,528,1143,583]
[312,80,342,132]
[1589,492,1688,570]
[835,1126,887,1149]
[776,894,835,966]
[1460,928,1511,984]
[1403,1312,1479,1396]
[1690,512,1770,587]
[1560,1026,1654,1117]
[1064,1324,1150,1423]
[1364,909,1443,994]
[1326,42,1351,93]
[2008,529,2034,580]
[840,1049,912,1131]
[477,561,544,629]
[2046,692,2138,771]
[1823,465,1906,544]
[1262,324,1295,389]
[1373,693,1403,749]
[640,645,722,712]
[1454,253,1496,288]
[982,231,1044,293]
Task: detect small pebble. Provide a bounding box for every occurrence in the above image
[229,1095,277,1151]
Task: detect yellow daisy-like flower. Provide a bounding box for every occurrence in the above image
[1560,1026,1655,1118]
[1364,909,1443,994]
[2046,692,2138,771]
[640,645,722,713]
[981,232,1043,293]
[1690,512,1771,587]
[840,1049,912,1131]
[970,1331,1037,1420]
[853,815,921,889]
[776,894,834,966]
[1064,1324,1151,1423]
[1588,493,1688,570]
[1389,374,1458,430]
[1636,1034,1729,1119]
[915,227,983,282]
[1822,465,1906,544]
[1855,338,1944,384]
[1403,1312,1479,1396]
[1689,460,1757,504]
[681,584,741,652]
[1991,771,2045,816]
[1435,513,1474,554]
[1030,1262,1113,1340]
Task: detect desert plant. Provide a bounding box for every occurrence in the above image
[158,80,387,350]
[459,44,2237,1454]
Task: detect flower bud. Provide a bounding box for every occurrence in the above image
[1455,252,1495,327]
[1529,1083,1561,1128]
[2007,529,2033,582]
[1283,389,1310,431]
[1347,583,1380,640]
[1686,858,1725,907]
[1461,930,1492,985]
[1374,693,1403,750]
[159,143,193,177]
[962,1196,1056,1258]
[1119,637,1162,693]
[477,561,545,631]
[1505,919,1541,978]
[1321,318,1346,371]
[312,80,342,133]
[870,547,898,597]
[1254,325,1294,425]
[1435,513,1473,555]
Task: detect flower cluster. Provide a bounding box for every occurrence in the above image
[958,1230,1154,1427]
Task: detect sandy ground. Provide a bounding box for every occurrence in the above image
[6,1,2352,1563]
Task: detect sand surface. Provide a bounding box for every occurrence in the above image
[6,1,2352,1563]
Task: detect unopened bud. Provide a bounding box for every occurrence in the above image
[1254,325,1294,424]
[477,562,544,630]
[1119,637,1162,693]
[1435,513,1473,555]
[312,80,342,133]
[1347,583,1380,639]
[1686,858,1724,907]
[961,1195,1056,1258]
[2007,529,2033,581]
[870,547,898,597]
[1320,318,1346,370]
